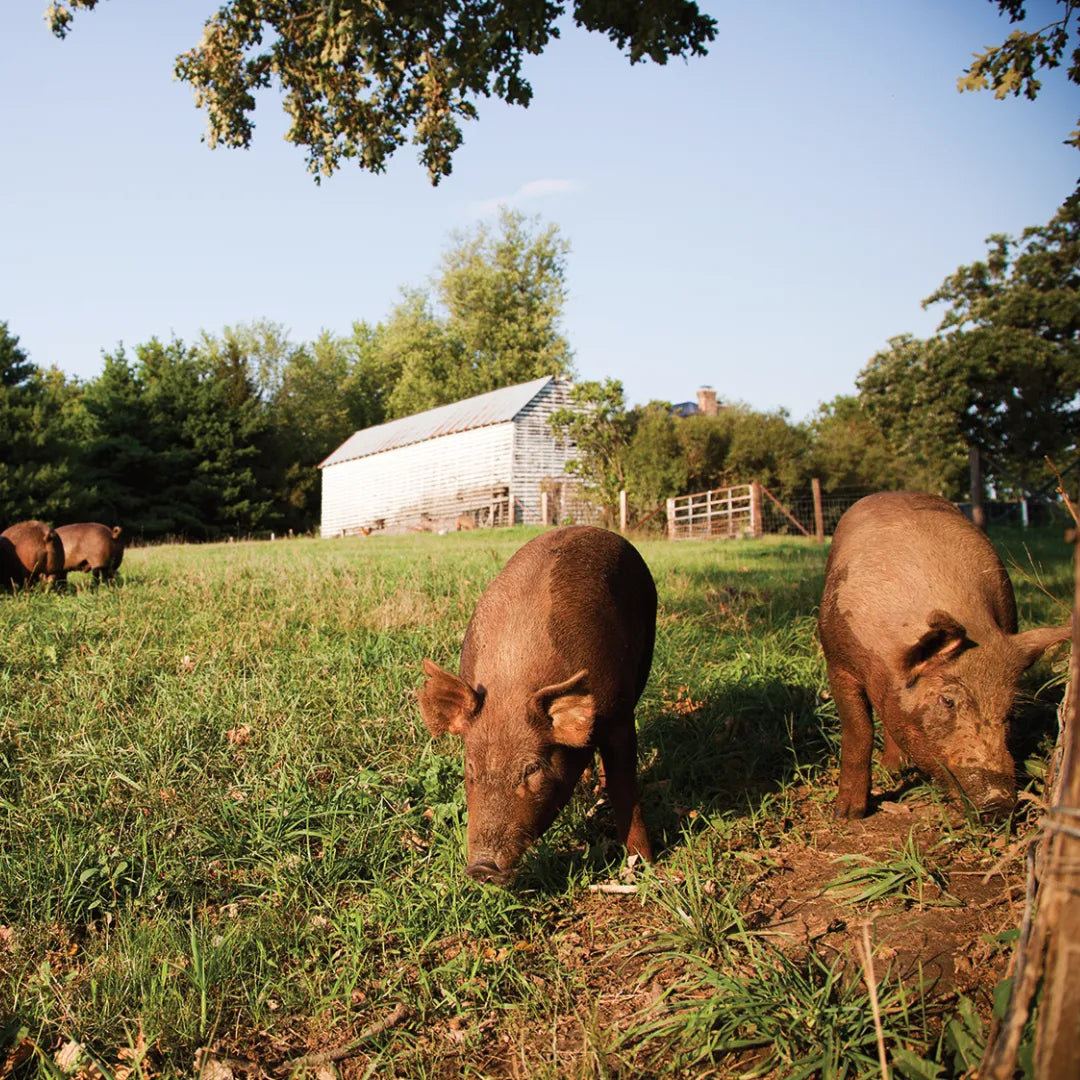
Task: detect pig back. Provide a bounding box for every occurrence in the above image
[56,523,119,572]
[821,492,1017,660]
[1,520,64,580]
[460,527,656,717]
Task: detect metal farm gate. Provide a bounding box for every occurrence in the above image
[666,484,757,539]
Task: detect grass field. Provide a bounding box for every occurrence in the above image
[0,525,1073,1079]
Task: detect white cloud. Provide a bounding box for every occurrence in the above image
[468,178,579,216]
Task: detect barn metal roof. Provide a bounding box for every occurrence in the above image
[319,375,556,468]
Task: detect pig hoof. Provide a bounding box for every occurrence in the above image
[832,799,867,820]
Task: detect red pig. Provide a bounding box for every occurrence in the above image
[56,523,125,584]
[419,526,656,885]
[819,491,1070,818]
[1,520,64,590]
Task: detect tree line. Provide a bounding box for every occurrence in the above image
[2,193,1077,540]
[0,210,573,540]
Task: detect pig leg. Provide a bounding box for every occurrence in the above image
[881,727,906,773]
[598,727,653,863]
[829,666,874,819]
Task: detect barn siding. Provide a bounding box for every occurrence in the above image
[509,379,578,524]
[320,423,515,536]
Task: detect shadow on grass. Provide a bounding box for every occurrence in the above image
[638,678,833,856]
[507,678,835,892]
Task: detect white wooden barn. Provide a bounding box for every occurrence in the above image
[319,376,586,536]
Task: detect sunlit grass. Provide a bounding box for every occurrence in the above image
[0,525,1071,1077]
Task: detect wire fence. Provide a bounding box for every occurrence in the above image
[760,486,873,539]
[662,484,1070,541]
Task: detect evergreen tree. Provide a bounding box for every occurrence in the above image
[0,323,88,524]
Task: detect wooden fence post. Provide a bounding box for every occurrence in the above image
[619,490,628,534]
[980,538,1078,1079]
[750,482,763,538]
[666,497,676,540]
[970,446,986,531]
[1034,542,1080,1075]
[812,477,825,543]
[541,491,550,527]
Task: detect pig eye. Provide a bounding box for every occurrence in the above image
[523,762,542,779]
[939,695,955,710]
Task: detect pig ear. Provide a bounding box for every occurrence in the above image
[534,669,595,748]
[1013,624,1071,670]
[901,610,969,681]
[418,659,480,739]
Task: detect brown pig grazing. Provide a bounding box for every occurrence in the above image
[419,526,656,885]
[56,523,125,583]
[0,520,65,589]
[819,491,1070,819]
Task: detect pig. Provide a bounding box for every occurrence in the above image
[818,491,1071,819]
[0,520,65,590]
[56,523,125,584]
[418,525,656,885]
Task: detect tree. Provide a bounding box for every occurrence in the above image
[268,327,394,531]
[670,404,811,494]
[436,208,574,392]
[922,186,1080,492]
[624,401,688,514]
[201,319,299,403]
[806,395,910,492]
[961,0,1080,152]
[856,335,972,497]
[548,378,632,525]
[0,323,89,524]
[383,210,574,417]
[858,189,1080,497]
[0,324,35,495]
[0,321,34,390]
[381,289,465,419]
[80,337,274,539]
[48,0,717,182]
[79,346,162,527]
[714,405,811,492]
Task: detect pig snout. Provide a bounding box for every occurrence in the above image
[950,766,1017,818]
[464,856,516,886]
[465,818,532,886]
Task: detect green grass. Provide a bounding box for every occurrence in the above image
[0,525,1071,1077]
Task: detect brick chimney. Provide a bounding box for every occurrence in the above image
[696,386,718,417]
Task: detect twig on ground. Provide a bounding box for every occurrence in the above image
[274,1003,413,1077]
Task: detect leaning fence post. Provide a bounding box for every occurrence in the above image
[812,477,825,543]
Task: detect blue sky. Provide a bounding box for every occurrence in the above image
[2,1,1077,422]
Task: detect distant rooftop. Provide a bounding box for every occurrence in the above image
[319,375,556,468]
